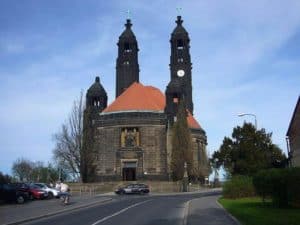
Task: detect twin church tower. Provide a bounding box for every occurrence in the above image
[84,16,208,182]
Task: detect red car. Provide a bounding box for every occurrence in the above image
[28,184,48,200]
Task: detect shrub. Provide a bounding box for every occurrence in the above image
[223,175,255,199]
[253,168,300,208]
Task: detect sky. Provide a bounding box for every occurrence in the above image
[0,0,300,175]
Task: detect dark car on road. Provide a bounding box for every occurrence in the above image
[0,183,29,204]
[115,183,150,195]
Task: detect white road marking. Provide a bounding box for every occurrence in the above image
[183,200,191,225]
[90,199,152,225]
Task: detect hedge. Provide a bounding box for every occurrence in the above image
[253,168,300,207]
[222,175,256,199]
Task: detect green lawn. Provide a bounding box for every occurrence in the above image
[219,197,300,225]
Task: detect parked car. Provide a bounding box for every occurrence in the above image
[115,183,150,195]
[32,183,60,198]
[0,183,29,204]
[28,184,48,199]
[14,182,30,193]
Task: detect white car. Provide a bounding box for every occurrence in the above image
[33,183,61,198]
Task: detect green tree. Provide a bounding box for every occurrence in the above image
[212,123,286,176]
[30,162,62,183]
[12,158,62,183]
[171,99,193,181]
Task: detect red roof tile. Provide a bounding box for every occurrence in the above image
[187,110,201,129]
[103,82,201,129]
[103,82,165,112]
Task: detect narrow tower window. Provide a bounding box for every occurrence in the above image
[177,58,184,62]
[124,43,132,52]
[177,39,184,49]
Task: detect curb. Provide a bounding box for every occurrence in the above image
[3,198,113,225]
[215,199,241,225]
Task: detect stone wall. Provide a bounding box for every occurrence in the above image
[290,119,300,167]
[288,98,300,167]
[92,111,168,181]
[68,181,208,194]
[191,128,210,178]
[89,111,209,181]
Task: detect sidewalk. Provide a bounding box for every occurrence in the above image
[187,195,240,225]
[0,195,112,225]
[149,188,222,196]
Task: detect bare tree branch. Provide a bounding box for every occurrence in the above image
[52,92,84,180]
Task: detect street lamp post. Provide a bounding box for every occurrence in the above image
[182,162,188,192]
[238,113,257,129]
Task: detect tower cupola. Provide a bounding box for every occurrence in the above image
[86,76,107,112]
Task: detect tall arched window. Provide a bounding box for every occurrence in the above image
[124,43,132,52]
[177,39,184,49]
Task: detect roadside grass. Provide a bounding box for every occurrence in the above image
[219,197,300,225]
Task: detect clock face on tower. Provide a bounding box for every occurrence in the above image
[177,69,185,77]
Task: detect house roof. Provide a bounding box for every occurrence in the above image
[103,82,202,129]
[287,96,300,136]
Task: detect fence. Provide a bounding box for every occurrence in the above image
[67,181,207,196]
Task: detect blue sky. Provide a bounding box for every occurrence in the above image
[1,0,300,175]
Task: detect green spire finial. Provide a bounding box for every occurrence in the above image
[176,7,182,16]
[126,9,131,19]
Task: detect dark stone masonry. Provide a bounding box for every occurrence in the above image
[83,16,210,181]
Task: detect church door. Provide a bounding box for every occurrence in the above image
[122,162,137,181]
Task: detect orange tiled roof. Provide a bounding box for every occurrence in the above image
[187,111,201,129]
[103,82,201,129]
[103,82,165,112]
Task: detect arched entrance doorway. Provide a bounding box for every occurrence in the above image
[122,161,137,181]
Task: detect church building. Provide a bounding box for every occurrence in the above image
[84,16,209,181]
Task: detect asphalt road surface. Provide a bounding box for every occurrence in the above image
[22,192,238,225]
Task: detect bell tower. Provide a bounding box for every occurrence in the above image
[116,19,140,98]
[86,76,107,115]
[166,16,193,117]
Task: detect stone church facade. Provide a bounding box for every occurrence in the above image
[287,96,300,167]
[84,16,209,181]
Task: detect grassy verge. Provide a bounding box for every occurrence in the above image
[219,197,300,225]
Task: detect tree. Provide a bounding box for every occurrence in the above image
[11,158,61,182]
[53,91,95,182]
[0,172,12,184]
[211,123,286,176]
[53,93,83,180]
[12,158,33,181]
[171,99,193,181]
[30,162,61,183]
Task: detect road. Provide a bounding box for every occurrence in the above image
[21,192,238,225]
